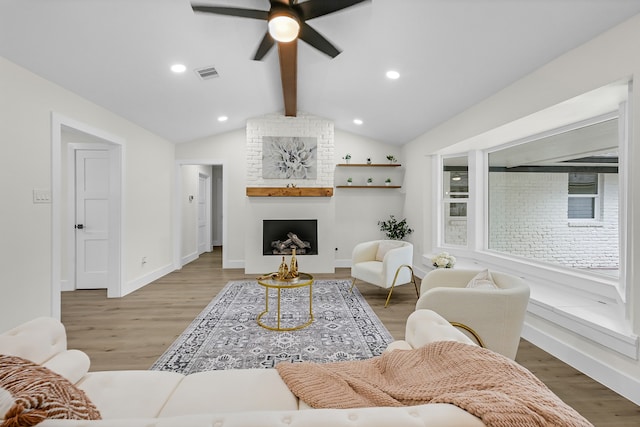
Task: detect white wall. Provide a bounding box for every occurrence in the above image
[175,129,247,268]
[0,56,175,331]
[175,121,405,270]
[401,14,640,403]
[333,130,407,264]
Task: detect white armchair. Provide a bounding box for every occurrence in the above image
[415,268,530,359]
[350,240,418,307]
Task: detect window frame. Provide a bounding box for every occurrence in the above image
[434,107,628,304]
[567,172,602,222]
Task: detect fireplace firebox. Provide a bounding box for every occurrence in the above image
[263,219,318,255]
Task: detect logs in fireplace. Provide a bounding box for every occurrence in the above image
[271,232,311,254]
[263,219,318,256]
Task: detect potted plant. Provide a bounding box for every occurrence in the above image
[366,177,373,186]
[347,177,353,186]
[385,177,392,186]
[342,153,351,164]
[386,155,397,163]
[378,215,413,240]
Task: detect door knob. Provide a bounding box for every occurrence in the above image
[75,224,84,229]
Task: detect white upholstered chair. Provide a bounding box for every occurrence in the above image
[415,268,530,359]
[350,240,418,307]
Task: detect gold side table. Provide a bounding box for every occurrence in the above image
[256,272,314,331]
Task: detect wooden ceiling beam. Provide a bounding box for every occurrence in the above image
[278,39,298,117]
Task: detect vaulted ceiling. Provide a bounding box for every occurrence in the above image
[2,0,640,145]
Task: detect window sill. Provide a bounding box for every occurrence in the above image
[568,220,604,227]
[420,252,638,359]
[527,282,637,359]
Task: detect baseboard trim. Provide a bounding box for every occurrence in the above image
[181,251,198,266]
[224,259,244,269]
[522,323,640,406]
[60,279,73,292]
[123,263,175,297]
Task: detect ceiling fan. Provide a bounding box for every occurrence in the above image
[191,0,370,117]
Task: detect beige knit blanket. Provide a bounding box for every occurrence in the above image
[276,341,593,427]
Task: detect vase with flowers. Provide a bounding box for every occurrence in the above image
[431,252,456,268]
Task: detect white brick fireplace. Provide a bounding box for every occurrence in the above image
[244,112,336,274]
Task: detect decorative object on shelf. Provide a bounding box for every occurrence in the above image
[431,251,456,268]
[260,250,301,281]
[386,155,397,163]
[366,177,373,186]
[366,157,372,164]
[347,177,353,186]
[385,177,391,186]
[342,153,351,164]
[289,247,298,277]
[378,215,413,240]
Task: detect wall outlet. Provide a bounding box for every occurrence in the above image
[142,256,147,265]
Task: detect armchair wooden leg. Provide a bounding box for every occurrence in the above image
[350,278,357,292]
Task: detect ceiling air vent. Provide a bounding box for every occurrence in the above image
[195,66,219,80]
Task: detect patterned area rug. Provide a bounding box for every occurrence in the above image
[150,279,394,374]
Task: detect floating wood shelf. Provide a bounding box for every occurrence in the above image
[336,163,401,167]
[246,187,334,197]
[336,185,401,189]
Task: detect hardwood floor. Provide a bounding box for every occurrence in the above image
[61,248,639,426]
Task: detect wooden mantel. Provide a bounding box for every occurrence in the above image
[246,187,334,197]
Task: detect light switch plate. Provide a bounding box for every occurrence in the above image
[33,189,52,203]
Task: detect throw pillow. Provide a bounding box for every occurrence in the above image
[466,269,498,289]
[0,355,101,427]
[375,241,403,262]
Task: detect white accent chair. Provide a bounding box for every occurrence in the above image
[415,268,530,359]
[350,240,418,307]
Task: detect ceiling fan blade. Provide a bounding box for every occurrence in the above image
[298,23,341,58]
[278,39,298,117]
[253,31,275,61]
[297,0,369,20]
[191,5,268,20]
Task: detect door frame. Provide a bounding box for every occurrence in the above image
[197,172,212,255]
[51,113,124,319]
[174,160,228,269]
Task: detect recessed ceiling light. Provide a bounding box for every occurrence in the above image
[386,70,400,80]
[217,116,228,122]
[171,64,187,73]
[353,119,363,125]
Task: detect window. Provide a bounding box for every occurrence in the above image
[442,156,468,246]
[487,117,619,276]
[568,172,599,220]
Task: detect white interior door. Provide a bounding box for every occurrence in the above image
[75,149,109,289]
[197,173,210,254]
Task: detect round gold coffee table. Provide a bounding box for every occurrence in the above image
[256,272,314,331]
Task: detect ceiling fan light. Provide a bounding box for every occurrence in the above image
[268,15,300,42]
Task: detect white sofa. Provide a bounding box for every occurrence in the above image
[0,313,486,427]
